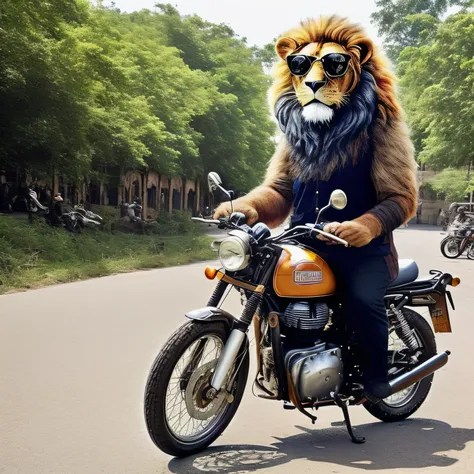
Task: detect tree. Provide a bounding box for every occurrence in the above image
[430,168,474,201]
[252,41,279,71]
[398,13,474,169]
[371,0,471,61]
[0,1,275,194]
[153,5,276,192]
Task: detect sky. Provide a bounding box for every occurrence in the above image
[110,0,382,48]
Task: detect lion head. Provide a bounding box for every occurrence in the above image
[270,16,403,181]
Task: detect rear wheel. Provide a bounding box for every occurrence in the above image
[364,309,436,422]
[144,321,249,457]
[440,237,461,258]
[467,242,474,260]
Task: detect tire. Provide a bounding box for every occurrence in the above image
[440,237,461,259]
[144,321,249,457]
[364,308,436,423]
[467,243,474,260]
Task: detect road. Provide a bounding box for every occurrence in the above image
[1,227,474,474]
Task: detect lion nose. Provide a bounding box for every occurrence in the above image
[305,80,326,93]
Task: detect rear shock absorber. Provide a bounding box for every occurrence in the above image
[389,303,419,351]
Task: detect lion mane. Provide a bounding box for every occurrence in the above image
[215,16,418,236]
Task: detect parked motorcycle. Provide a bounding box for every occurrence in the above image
[440,222,474,259]
[144,172,460,457]
[73,205,102,229]
[60,210,82,233]
[12,186,49,214]
[123,197,143,223]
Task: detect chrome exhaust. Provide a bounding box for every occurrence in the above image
[389,350,450,395]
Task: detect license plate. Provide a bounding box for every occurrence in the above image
[429,293,452,333]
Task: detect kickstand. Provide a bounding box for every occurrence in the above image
[334,393,366,444]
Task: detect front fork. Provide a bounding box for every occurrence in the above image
[211,329,247,390]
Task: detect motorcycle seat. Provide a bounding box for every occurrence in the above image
[388,259,419,288]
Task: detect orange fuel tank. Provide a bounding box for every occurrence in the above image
[273,244,336,298]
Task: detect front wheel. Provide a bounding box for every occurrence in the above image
[440,237,461,259]
[364,308,436,422]
[144,321,249,457]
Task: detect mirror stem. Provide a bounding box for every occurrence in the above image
[315,204,330,225]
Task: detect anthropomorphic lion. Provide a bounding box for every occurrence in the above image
[214,16,418,400]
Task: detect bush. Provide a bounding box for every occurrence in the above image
[153,211,196,235]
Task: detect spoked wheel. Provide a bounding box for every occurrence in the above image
[467,242,474,260]
[144,321,249,457]
[364,308,436,422]
[440,237,461,258]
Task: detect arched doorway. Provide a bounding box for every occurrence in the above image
[187,189,196,214]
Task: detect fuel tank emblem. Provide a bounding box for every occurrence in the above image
[293,270,323,285]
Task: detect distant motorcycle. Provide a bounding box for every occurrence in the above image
[440,222,474,259]
[74,205,102,228]
[60,210,82,233]
[124,197,144,223]
[12,186,49,214]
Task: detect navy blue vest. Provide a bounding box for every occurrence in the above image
[290,147,390,257]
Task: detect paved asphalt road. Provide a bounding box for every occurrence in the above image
[1,227,474,474]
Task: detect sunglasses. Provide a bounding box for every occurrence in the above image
[286,53,352,78]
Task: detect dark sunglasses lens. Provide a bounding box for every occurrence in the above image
[323,54,350,76]
[288,55,312,76]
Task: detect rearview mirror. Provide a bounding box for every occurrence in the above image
[208,172,223,193]
[330,190,347,211]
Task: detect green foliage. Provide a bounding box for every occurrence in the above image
[0,1,275,192]
[0,216,214,294]
[153,211,197,235]
[371,0,471,61]
[398,13,474,169]
[429,168,473,201]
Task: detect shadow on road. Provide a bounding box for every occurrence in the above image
[168,418,474,473]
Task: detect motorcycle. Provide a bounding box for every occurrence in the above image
[73,205,102,229]
[12,186,49,214]
[144,172,460,458]
[440,222,474,259]
[123,197,144,223]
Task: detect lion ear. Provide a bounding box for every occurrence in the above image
[275,37,299,60]
[353,39,373,65]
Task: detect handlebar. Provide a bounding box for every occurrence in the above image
[272,224,349,247]
[192,216,349,247]
[192,217,221,225]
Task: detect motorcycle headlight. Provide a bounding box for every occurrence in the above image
[218,230,251,271]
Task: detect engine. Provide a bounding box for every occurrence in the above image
[257,302,343,403]
[285,343,343,402]
[281,301,330,331]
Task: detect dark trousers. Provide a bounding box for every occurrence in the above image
[327,254,391,385]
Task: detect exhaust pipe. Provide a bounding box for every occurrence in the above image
[389,350,450,395]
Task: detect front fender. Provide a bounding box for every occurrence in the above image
[185,306,241,330]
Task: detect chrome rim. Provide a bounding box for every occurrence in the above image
[383,328,420,407]
[444,238,460,257]
[164,334,231,443]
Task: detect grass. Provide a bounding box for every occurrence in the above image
[0,215,215,294]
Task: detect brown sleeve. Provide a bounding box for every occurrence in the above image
[358,118,418,236]
[240,137,294,228]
